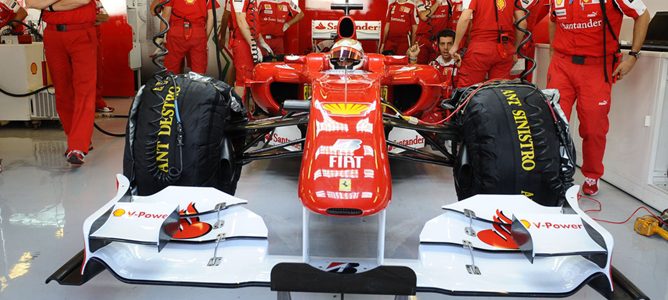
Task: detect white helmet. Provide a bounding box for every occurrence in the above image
[330,38,364,70]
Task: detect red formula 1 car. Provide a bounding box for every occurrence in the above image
[47,2,648,299]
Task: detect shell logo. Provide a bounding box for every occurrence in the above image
[496,0,506,11]
[185,0,195,4]
[521,219,531,229]
[30,63,38,75]
[556,0,564,6]
[322,103,370,116]
[112,209,126,217]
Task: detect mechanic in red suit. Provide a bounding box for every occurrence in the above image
[26,0,97,165]
[408,29,460,123]
[230,0,272,100]
[0,0,28,34]
[380,0,418,55]
[415,0,450,64]
[157,0,218,74]
[547,0,649,195]
[257,0,303,55]
[449,0,532,87]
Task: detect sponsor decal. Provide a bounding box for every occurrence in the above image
[339,178,352,192]
[387,135,425,152]
[502,90,535,172]
[527,221,584,229]
[554,8,567,17]
[173,203,212,240]
[153,84,180,173]
[316,139,362,157]
[113,209,169,219]
[326,262,360,274]
[30,63,38,75]
[356,118,374,133]
[312,20,381,40]
[265,132,302,150]
[322,103,371,116]
[264,3,271,9]
[279,4,287,11]
[587,11,598,17]
[560,19,602,30]
[185,0,195,4]
[496,0,506,11]
[400,6,410,13]
[325,191,360,200]
[315,22,326,30]
[555,0,564,8]
[329,155,363,168]
[598,100,608,106]
[314,169,359,179]
[477,210,519,249]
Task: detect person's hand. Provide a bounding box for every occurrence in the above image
[513,53,519,64]
[96,13,109,25]
[406,43,420,61]
[282,23,290,32]
[453,52,462,67]
[259,39,273,56]
[448,45,459,59]
[612,57,637,81]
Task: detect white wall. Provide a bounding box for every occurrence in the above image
[644,0,668,16]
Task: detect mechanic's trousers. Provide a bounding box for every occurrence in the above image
[230,37,254,87]
[95,26,107,109]
[44,25,97,153]
[264,35,285,55]
[383,38,409,56]
[547,52,613,180]
[457,41,514,87]
[165,24,208,74]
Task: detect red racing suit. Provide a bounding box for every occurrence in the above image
[383,0,418,55]
[258,0,301,54]
[229,0,261,87]
[415,0,450,64]
[546,0,647,180]
[164,0,218,74]
[456,0,533,87]
[42,1,97,154]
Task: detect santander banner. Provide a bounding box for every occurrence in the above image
[312,20,382,40]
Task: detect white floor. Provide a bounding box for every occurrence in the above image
[0,98,666,300]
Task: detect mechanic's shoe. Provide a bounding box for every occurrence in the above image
[64,145,93,156]
[582,177,599,196]
[96,106,115,113]
[66,150,86,166]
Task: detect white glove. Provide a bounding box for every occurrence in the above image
[250,41,263,63]
[282,23,289,32]
[0,25,11,36]
[150,37,166,58]
[259,39,273,56]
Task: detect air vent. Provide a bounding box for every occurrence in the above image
[326,208,363,216]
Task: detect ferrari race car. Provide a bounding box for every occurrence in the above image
[46,5,642,299]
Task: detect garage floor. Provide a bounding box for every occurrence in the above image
[0,98,666,300]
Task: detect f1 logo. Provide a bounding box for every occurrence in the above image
[325,262,360,274]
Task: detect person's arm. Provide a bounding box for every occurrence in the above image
[612,10,650,80]
[449,8,471,56]
[283,11,303,32]
[206,7,214,38]
[14,6,27,21]
[548,17,555,57]
[52,0,91,11]
[159,5,172,34]
[410,23,418,45]
[380,22,390,51]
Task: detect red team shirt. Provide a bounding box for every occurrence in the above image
[449,0,463,29]
[462,0,533,43]
[258,0,300,37]
[385,0,418,38]
[42,0,96,24]
[166,0,219,27]
[230,0,261,43]
[416,0,451,37]
[0,0,20,28]
[549,0,646,57]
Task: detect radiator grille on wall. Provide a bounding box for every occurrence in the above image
[30,91,59,120]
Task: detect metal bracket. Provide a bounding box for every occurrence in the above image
[207,233,226,266]
[463,240,481,275]
[464,209,476,236]
[213,202,227,229]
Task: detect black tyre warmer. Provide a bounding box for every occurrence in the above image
[454,83,565,206]
[123,73,244,196]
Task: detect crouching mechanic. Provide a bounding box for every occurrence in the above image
[156,0,218,74]
[0,0,28,34]
[230,0,273,100]
[547,0,650,195]
[258,0,303,55]
[26,0,97,165]
[450,0,533,87]
[407,29,460,122]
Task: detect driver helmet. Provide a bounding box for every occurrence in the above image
[330,38,364,70]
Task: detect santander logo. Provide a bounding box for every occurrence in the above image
[315,22,326,30]
[173,202,212,240]
[476,210,519,249]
